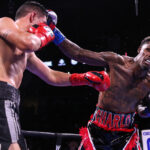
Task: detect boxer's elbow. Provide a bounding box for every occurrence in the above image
[19,35,41,52]
[27,36,41,51]
[137,105,150,118]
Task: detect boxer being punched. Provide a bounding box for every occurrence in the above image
[0,2,110,150]
[47,10,150,149]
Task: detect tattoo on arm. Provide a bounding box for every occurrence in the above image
[0,31,10,39]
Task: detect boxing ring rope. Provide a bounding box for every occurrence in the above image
[22,130,81,150]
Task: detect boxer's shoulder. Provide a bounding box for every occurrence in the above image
[0,17,16,30]
[0,17,14,24]
[119,55,134,66]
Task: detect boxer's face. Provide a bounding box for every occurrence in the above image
[138,42,150,69]
[33,15,47,25]
[28,12,47,27]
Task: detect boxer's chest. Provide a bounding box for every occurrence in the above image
[110,63,150,96]
[109,63,134,87]
[12,48,28,71]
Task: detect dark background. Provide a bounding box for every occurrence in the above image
[1,0,150,149]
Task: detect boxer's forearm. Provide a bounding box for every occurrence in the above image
[51,27,107,66]
[59,39,105,66]
[47,10,108,66]
[46,70,71,86]
[27,53,71,86]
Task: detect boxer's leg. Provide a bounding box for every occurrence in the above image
[0,100,28,150]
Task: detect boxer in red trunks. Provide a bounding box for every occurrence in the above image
[47,10,150,149]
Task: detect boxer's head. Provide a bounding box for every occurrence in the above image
[136,36,150,69]
[15,1,47,26]
[138,36,150,53]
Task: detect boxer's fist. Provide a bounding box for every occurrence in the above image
[47,9,57,30]
[46,9,65,45]
[70,71,110,91]
[28,23,55,48]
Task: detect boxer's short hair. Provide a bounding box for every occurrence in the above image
[138,36,150,52]
[140,36,150,46]
[15,1,47,20]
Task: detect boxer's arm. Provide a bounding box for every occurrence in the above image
[0,17,41,52]
[26,53,110,91]
[26,53,71,86]
[47,10,122,67]
[59,38,121,67]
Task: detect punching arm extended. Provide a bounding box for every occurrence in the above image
[27,53,110,91]
[47,10,122,67]
[59,38,108,66]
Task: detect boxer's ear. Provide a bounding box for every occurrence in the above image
[29,12,36,23]
[137,47,141,53]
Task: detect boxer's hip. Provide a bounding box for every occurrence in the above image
[0,81,20,106]
[89,105,136,132]
[0,81,27,150]
[79,106,141,150]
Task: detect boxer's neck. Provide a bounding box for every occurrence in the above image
[15,17,30,32]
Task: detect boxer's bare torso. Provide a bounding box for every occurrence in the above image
[0,37,28,88]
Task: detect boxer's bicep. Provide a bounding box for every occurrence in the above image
[58,39,105,66]
[99,51,123,65]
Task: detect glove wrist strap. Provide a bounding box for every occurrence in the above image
[53,28,66,45]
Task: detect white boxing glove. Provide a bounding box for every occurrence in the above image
[46,9,65,46]
[47,9,58,26]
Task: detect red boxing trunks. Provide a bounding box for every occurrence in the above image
[78,106,142,150]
